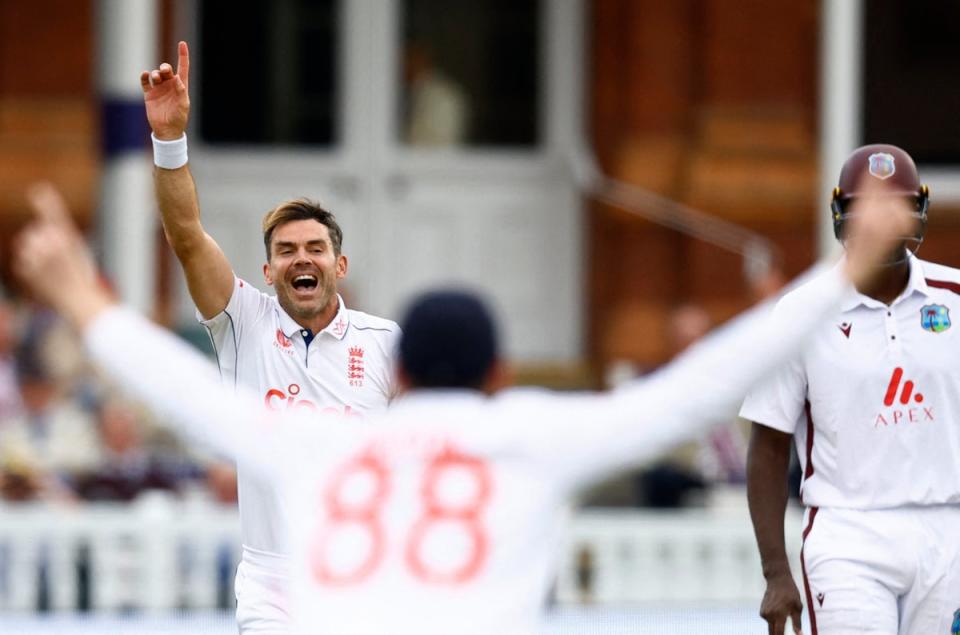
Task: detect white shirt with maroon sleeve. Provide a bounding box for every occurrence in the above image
[86,266,852,634]
[740,256,960,509]
[200,277,400,557]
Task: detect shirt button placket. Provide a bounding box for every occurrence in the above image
[885,308,901,353]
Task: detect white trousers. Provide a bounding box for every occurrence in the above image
[235,549,292,635]
[800,505,960,635]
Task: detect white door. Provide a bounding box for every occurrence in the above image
[181,0,584,361]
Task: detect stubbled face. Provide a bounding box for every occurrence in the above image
[263,219,347,323]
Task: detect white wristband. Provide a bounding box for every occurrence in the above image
[152,133,188,169]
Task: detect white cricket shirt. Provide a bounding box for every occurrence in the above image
[740,256,960,509]
[201,277,399,556]
[87,266,850,634]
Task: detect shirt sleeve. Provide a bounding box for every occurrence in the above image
[85,306,310,481]
[738,355,807,434]
[199,277,274,383]
[521,266,848,491]
[385,326,402,401]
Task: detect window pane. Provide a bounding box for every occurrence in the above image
[863,0,960,163]
[199,0,338,146]
[400,0,541,148]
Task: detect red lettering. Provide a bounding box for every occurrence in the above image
[310,444,492,587]
[265,385,320,413]
[311,451,389,585]
[406,446,490,584]
[264,389,286,410]
[875,406,935,427]
[883,368,904,407]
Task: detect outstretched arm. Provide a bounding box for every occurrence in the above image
[536,176,919,488]
[142,41,233,319]
[13,184,292,478]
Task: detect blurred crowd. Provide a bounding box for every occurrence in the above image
[0,296,237,507]
[0,288,789,511]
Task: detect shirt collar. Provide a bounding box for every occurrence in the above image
[839,253,931,312]
[277,294,350,341]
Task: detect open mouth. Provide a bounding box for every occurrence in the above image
[291,273,319,292]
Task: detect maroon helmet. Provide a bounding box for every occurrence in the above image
[831,143,929,246]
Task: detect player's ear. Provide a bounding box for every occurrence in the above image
[395,366,412,395]
[263,263,274,286]
[336,254,348,279]
[482,359,512,396]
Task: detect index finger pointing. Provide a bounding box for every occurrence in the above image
[177,40,190,91]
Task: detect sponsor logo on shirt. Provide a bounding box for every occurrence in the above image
[263,383,363,418]
[265,382,316,411]
[874,367,934,427]
[333,317,347,337]
[348,346,365,388]
[816,592,825,607]
[274,329,295,355]
[838,321,852,338]
[920,304,951,333]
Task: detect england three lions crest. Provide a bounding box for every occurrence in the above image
[868,152,896,180]
[348,346,365,387]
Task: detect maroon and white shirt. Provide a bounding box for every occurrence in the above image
[741,256,960,509]
[202,277,400,557]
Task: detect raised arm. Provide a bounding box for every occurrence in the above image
[142,41,233,319]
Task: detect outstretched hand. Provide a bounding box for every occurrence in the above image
[842,175,921,288]
[141,40,191,140]
[13,183,111,328]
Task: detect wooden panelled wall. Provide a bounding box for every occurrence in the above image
[588,0,960,372]
[0,0,97,289]
[589,0,819,370]
[0,0,180,297]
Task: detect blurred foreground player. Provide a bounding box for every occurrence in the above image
[142,42,400,631]
[14,181,913,634]
[742,144,960,635]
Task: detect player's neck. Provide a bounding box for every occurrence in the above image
[856,259,911,305]
[294,295,340,334]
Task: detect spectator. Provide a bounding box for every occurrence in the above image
[204,460,238,505]
[74,398,192,501]
[403,42,470,146]
[0,330,99,501]
[0,299,24,422]
[634,304,749,507]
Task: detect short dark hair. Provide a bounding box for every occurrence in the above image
[261,198,343,260]
[399,290,498,390]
